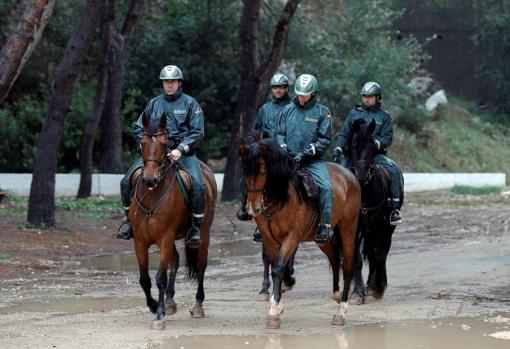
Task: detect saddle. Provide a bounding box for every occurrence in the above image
[296,168,319,201]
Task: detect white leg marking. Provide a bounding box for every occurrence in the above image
[336,301,348,318]
[268,295,283,316]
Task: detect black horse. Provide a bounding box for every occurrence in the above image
[348,119,404,304]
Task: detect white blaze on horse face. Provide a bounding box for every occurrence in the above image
[246,178,263,217]
[269,295,284,316]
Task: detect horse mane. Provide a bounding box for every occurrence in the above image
[143,112,167,135]
[240,133,307,206]
[352,118,371,147]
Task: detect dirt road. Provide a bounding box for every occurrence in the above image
[0,191,509,348]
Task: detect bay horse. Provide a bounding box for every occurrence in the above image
[239,135,361,328]
[130,112,217,329]
[349,118,404,304]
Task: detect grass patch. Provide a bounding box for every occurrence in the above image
[0,194,123,218]
[0,252,8,261]
[451,185,502,195]
[55,197,123,218]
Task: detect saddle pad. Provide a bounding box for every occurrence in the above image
[176,169,191,205]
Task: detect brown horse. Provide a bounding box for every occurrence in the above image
[130,112,217,329]
[239,135,361,328]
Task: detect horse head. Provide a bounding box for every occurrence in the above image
[352,118,378,185]
[140,112,169,190]
[239,135,293,217]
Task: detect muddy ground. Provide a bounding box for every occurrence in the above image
[0,190,509,348]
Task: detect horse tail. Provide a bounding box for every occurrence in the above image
[185,245,200,282]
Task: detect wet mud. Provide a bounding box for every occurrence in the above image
[0,191,509,348]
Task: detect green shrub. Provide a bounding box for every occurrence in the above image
[451,185,502,195]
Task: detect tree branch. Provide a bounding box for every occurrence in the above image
[255,0,300,81]
[0,0,56,104]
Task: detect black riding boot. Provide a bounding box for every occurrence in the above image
[186,214,203,248]
[237,207,252,221]
[389,209,402,225]
[237,189,252,221]
[253,227,262,242]
[315,223,332,244]
[116,211,133,240]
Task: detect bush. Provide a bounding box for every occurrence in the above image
[286,0,424,120]
[451,185,502,195]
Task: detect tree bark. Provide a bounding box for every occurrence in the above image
[0,0,55,105]
[221,0,300,201]
[77,0,115,198]
[27,0,105,227]
[99,0,143,173]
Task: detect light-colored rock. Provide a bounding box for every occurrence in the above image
[425,89,448,111]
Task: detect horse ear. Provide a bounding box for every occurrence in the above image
[159,113,167,130]
[142,111,150,129]
[368,118,376,134]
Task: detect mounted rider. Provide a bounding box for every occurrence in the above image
[116,65,206,247]
[237,73,292,222]
[277,74,334,244]
[333,81,402,225]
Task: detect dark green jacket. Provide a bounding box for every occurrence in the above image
[335,104,393,154]
[277,96,332,158]
[252,94,291,139]
[134,89,204,155]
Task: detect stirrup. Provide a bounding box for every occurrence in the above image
[314,224,331,244]
[237,207,252,221]
[253,228,262,242]
[185,226,201,248]
[116,221,133,240]
[389,209,402,226]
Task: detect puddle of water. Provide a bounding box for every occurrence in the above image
[80,239,261,271]
[0,296,140,315]
[154,318,510,349]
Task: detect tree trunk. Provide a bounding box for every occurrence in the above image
[27,0,105,227]
[221,0,300,201]
[77,0,115,198]
[0,0,55,105]
[99,0,143,173]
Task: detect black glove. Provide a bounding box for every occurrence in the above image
[332,147,343,164]
[293,152,305,165]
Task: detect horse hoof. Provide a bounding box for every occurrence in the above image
[266,314,281,329]
[331,314,345,326]
[258,292,270,301]
[367,288,384,299]
[331,291,342,303]
[152,319,166,330]
[189,306,205,318]
[349,292,364,305]
[166,302,177,315]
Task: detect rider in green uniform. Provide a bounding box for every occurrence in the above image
[237,73,291,223]
[333,81,402,225]
[277,74,334,244]
[116,65,206,248]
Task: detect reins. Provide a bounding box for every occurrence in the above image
[134,156,178,233]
